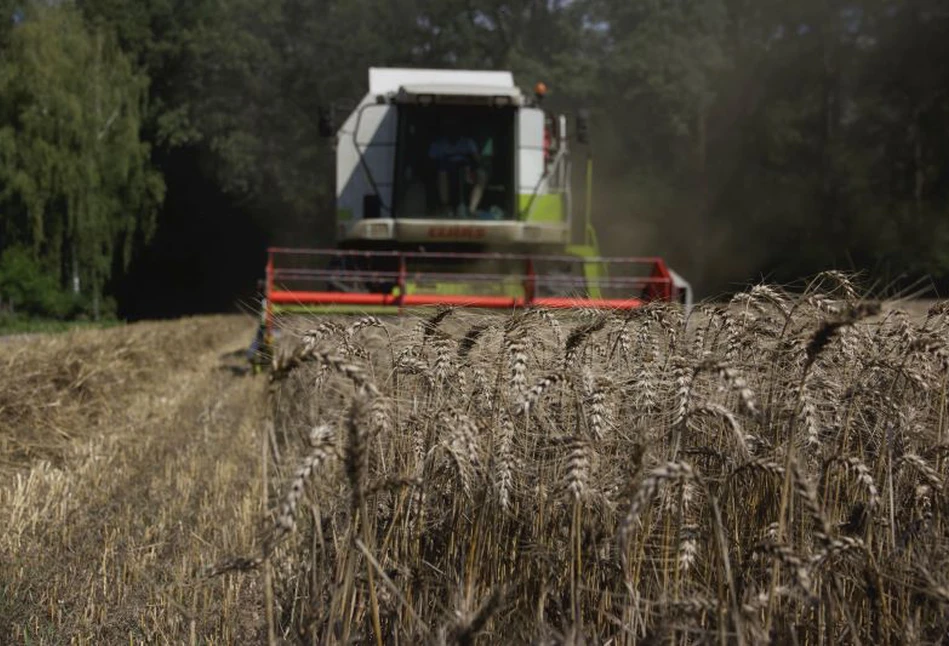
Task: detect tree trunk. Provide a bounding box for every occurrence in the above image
[72,254,81,295]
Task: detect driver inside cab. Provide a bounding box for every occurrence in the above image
[428,115,488,217]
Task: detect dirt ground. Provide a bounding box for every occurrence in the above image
[0,315,269,644]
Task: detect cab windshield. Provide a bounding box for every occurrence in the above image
[392,105,515,220]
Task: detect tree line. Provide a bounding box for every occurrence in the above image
[1,0,947,318]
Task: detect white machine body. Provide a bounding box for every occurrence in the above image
[333,68,571,246]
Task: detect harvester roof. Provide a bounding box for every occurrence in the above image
[368,67,516,95]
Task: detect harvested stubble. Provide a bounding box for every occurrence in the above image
[0,316,250,467]
[1,315,268,644]
[229,279,949,645]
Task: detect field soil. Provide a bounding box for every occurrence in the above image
[0,316,268,644]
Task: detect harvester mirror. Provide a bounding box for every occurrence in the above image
[576,109,590,145]
[318,106,334,138]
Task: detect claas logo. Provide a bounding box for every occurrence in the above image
[427,226,486,239]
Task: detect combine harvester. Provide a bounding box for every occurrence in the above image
[258,67,691,354]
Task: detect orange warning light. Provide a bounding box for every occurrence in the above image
[534,82,548,97]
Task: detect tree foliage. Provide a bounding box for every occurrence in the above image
[0,245,73,317]
[0,3,162,311]
[2,0,949,315]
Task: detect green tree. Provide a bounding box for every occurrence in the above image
[0,245,72,317]
[709,1,949,285]
[0,4,163,315]
[564,0,729,282]
[152,0,427,241]
[20,0,949,306]
[840,1,949,278]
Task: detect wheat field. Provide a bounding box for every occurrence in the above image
[238,273,949,645]
[3,274,949,644]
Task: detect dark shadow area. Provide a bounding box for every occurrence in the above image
[217,363,252,377]
[116,147,269,321]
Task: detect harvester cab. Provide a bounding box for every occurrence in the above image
[332,69,570,251]
[258,68,692,353]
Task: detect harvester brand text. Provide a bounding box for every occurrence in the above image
[427,226,486,239]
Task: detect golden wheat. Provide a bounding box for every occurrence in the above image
[6,280,949,643]
[211,277,949,644]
